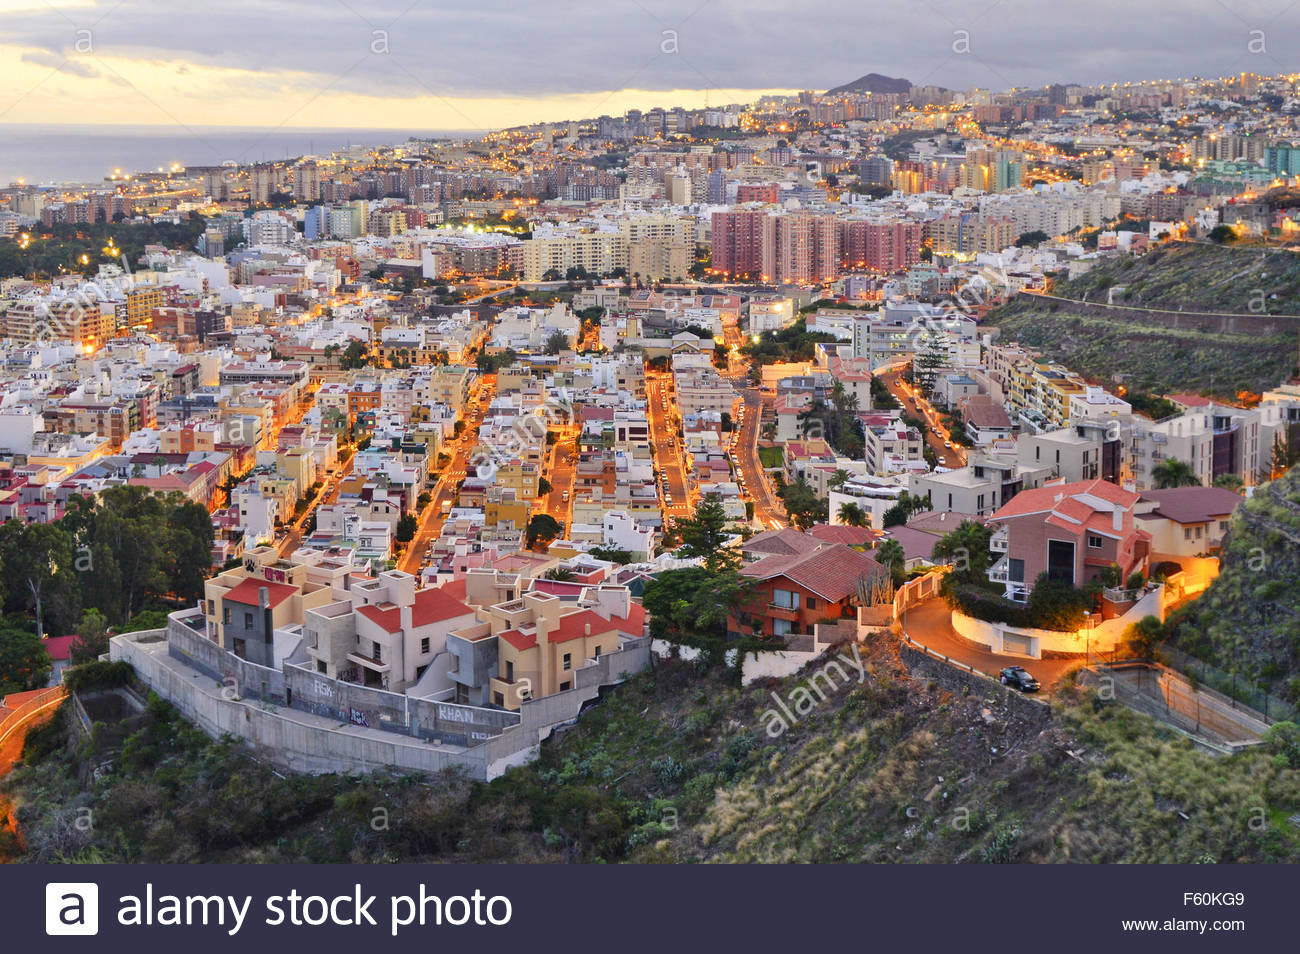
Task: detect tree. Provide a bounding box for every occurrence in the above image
[537,477,553,497]
[882,492,930,528]
[526,513,563,549]
[837,502,867,527]
[675,495,734,569]
[828,468,850,492]
[395,513,419,543]
[588,546,633,564]
[873,538,906,586]
[72,608,111,665]
[545,330,569,355]
[3,520,76,640]
[641,565,754,663]
[931,520,994,584]
[0,628,50,695]
[543,567,576,582]
[777,479,825,531]
[1207,224,1237,244]
[1015,230,1050,247]
[1025,574,1091,631]
[1213,473,1244,493]
[339,339,369,369]
[1152,457,1201,489]
[417,492,432,510]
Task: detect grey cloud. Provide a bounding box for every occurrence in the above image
[1,0,1296,104]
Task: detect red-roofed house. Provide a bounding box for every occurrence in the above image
[445,583,647,710]
[986,479,1151,602]
[203,545,338,667]
[730,537,881,639]
[335,570,479,691]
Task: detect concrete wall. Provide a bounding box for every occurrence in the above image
[114,616,651,781]
[950,585,1164,658]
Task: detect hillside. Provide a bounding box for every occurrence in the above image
[7,643,1300,864]
[1166,466,1300,712]
[987,243,1300,396]
[825,73,913,96]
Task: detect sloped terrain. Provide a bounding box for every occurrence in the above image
[1167,466,1300,709]
[987,243,1300,395]
[7,639,1300,864]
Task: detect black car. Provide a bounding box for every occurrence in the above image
[999,666,1040,692]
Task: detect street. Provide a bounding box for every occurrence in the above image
[901,599,1077,692]
[879,369,968,469]
[397,376,497,575]
[646,373,693,522]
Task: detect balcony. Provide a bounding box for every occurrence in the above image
[988,556,1010,583]
[989,526,1009,553]
[766,601,800,622]
[346,650,390,673]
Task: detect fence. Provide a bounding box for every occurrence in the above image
[0,687,66,749]
[892,568,946,621]
[1157,643,1299,723]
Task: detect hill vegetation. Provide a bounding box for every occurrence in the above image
[8,641,1300,864]
[987,243,1300,395]
[1166,466,1300,711]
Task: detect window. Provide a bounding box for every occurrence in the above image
[1184,527,1193,540]
[593,645,601,658]
[805,597,816,610]
[505,660,514,682]
[222,606,231,624]
[1008,558,1025,583]
[1218,520,1229,532]
[373,642,382,662]
[206,599,214,616]
[560,680,571,691]
[772,589,800,610]
[563,653,572,671]
[1087,534,1103,549]
[493,692,505,707]
[243,611,253,629]
[420,637,430,654]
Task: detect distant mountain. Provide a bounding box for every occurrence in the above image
[825,73,914,96]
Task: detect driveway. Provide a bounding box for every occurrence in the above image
[900,598,1079,693]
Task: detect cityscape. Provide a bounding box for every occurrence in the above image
[3,8,1300,882]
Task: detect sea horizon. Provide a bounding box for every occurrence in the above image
[0,123,478,188]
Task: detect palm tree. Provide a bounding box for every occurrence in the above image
[828,468,850,492]
[874,538,906,585]
[838,501,867,527]
[1152,457,1201,489]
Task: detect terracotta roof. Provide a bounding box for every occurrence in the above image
[43,634,77,662]
[741,543,881,603]
[744,527,825,558]
[1137,487,1243,525]
[221,576,298,608]
[356,585,476,633]
[991,478,1139,521]
[809,523,880,547]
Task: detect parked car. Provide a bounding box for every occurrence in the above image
[999,666,1040,692]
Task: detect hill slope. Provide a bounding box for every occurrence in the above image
[987,243,1300,396]
[826,73,913,96]
[7,643,1300,864]
[1167,466,1300,712]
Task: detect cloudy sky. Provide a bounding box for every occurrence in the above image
[0,0,1295,130]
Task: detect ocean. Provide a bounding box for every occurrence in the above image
[0,124,473,187]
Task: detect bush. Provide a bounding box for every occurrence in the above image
[63,660,133,692]
[1125,571,1146,591]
